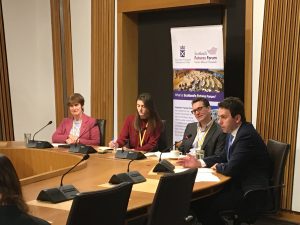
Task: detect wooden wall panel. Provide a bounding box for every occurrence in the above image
[91,0,115,145]
[50,0,74,126]
[0,0,14,141]
[257,0,300,210]
[244,0,252,121]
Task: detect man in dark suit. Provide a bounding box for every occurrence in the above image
[177,97,272,225]
[178,97,226,157]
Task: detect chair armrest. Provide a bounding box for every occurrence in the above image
[243,184,285,198]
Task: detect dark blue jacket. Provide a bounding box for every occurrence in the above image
[204,122,272,193]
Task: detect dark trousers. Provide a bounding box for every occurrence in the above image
[191,184,244,225]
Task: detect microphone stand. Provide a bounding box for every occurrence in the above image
[27,121,53,148]
[37,154,89,203]
[114,139,146,160]
[69,123,98,154]
[108,158,146,184]
[153,134,192,173]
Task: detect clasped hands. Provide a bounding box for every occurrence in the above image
[66,134,79,144]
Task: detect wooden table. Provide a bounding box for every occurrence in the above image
[0,141,230,225]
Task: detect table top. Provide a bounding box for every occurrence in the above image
[0,142,230,225]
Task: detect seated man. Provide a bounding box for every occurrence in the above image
[178,97,226,157]
[177,97,272,225]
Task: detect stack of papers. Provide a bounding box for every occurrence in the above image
[144,151,184,159]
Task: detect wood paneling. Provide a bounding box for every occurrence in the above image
[0,0,14,141]
[50,0,74,125]
[257,0,300,210]
[244,0,253,121]
[91,0,115,145]
[118,0,225,13]
[0,142,85,186]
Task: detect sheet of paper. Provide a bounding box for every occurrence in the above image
[174,168,220,182]
[27,199,72,211]
[144,151,184,159]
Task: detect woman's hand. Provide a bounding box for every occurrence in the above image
[108,141,118,148]
[66,134,78,144]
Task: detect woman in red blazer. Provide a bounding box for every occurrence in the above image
[52,93,100,145]
[109,93,162,152]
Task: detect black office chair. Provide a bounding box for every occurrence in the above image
[146,168,198,225]
[220,139,290,225]
[96,119,106,146]
[66,182,133,225]
[156,120,167,151]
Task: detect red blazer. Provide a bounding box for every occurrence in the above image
[52,113,100,145]
[116,115,161,152]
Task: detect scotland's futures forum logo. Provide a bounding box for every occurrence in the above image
[180,45,186,57]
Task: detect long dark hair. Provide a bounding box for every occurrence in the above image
[134,93,161,133]
[0,154,28,212]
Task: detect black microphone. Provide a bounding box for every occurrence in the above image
[60,154,90,186]
[32,121,53,141]
[108,158,146,185]
[115,139,146,160]
[158,134,192,162]
[37,154,90,203]
[121,139,129,153]
[153,134,192,173]
[69,122,98,154]
[27,121,53,149]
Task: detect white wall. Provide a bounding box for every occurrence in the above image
[292,104,300,211]
[70,0,91,116]
[252,0,265,127]
[2,0,55,142]
[2,0,92,142]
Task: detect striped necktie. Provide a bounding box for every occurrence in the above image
[227,134,234,161]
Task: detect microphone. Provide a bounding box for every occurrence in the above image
[158,134,192,162]
[114,139,146,160]
[60,154,90,186]
[153,134,192,173]
[37,154,90,203]
[69,122,98,154]
[108,158,146,184]
[32,121,53,141]
[27,121,53,148]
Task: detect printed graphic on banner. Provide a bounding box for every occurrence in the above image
[171,25,224,142]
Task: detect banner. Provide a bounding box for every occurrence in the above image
[171,25,224,142]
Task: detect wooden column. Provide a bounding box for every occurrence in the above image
[0,0,14,141]
[256,0,300,210]
[91,0,115,145]
[50,0,74,125]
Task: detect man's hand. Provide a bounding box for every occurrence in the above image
[176,154,202,168]
[211,163,218,171]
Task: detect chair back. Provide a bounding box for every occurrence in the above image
[66,182,133,225]
[147,168,198,225]
[266,139,290,213]
[157,120,167,151]
[96,119,106,146]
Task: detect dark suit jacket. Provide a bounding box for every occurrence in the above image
[178,120,226,157]
[204,122,272,193]
[0,205,50,225]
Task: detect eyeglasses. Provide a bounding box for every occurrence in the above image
[191,106,206,114]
